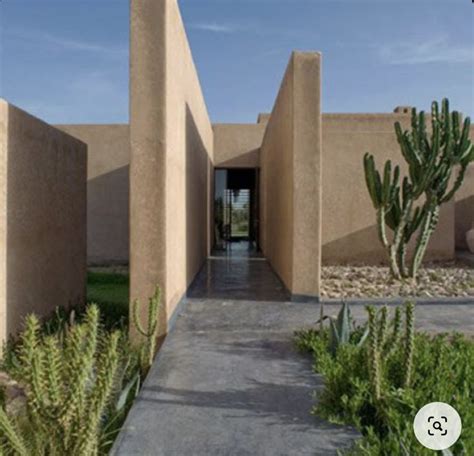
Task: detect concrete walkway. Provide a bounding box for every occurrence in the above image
[113,258,474,456]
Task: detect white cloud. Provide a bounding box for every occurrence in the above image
[188,22,237,33]
[6,28,127,59]
[379,36,472,65]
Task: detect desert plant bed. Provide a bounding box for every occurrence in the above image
[321,262,473,299]
[295,303,474,455]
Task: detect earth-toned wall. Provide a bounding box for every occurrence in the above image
[56,124,130,265]
[260,52,322,300]
[454,126,474,250]
[0,100,87,344]
[213,123,265,168]
[321,113,455,264]
[130,0,213,336]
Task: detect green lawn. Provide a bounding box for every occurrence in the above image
[87,270,129,328]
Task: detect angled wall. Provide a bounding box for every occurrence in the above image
[0,100,87,344]
[260,52,322,300]
[56,124,130,265]
[130,0,213,336]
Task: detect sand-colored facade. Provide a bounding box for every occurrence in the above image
[259,52,322,299]
[2,0,472,342]
[321,113,455,264]
[56,124,130,265]
[130,0,213,336]
[0,100,87,343]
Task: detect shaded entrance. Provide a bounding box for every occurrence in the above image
[214,168,259,255]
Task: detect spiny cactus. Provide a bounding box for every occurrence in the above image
[364,99,474,279]
[0,305,122,456]
[367,306,381,401]
[404,302,415,388]
[366,302,416,403]
[132,286,161,375]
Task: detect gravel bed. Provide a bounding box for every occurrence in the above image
[321,262,474,299]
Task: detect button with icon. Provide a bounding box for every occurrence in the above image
[413,402,462,450]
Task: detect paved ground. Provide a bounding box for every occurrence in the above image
[113,257,474,456]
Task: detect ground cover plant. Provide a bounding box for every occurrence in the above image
[0,273,160,455]
[295,303,474,455]
[364,99,474,279]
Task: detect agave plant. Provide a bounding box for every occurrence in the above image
[318,302,369,355]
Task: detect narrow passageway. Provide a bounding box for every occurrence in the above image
[112,253,359,455]
[187,256,289,302]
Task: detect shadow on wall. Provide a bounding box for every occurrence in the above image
[87,165,129,265]
[216,149,260,168]
[185,103,211,290]
[456,195,474,250]
[322,223,455,266]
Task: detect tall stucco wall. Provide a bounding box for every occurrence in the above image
[0,100,87,344]
[213,124,265,168]
[56,124,130,265]
[260,52,322,300]
[322,113,455,264]
[130,0,213,336]
[454,126,474,250]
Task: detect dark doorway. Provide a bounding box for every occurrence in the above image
[214,168,259,254]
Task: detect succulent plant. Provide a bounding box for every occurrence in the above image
[364,99,474,279]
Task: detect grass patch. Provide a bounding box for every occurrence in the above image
[295,304,474,455]
[87,271,129,329]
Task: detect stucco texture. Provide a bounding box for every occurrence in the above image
[260,52,322,300]
[322,113,455,264]
[454,126,474,250]
[56,124,130,265]
[213,124,266,168]
[0,100,87,344]
[130,0,213,337]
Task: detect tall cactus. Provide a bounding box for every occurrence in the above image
[364,99,474,279]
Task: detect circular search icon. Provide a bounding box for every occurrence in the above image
[413,402,462,450]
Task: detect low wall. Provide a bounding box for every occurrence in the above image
[0,100,87,344]
[322,113,455,264]
[213,123,265,168]
[56,124,130,265]
[260,52,322,299]
[130,0,213,337]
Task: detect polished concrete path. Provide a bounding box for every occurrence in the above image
[113,258,474,456]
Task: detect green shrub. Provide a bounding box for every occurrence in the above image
[0,305,140,456]
[296,303,474,455]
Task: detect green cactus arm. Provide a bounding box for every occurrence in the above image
[382,161,392,205]
[0,408,29,456]
[363,153,382,208]
[440,162,469,203]
[367,306,381,400]
[403,302,415,388]
[132,298,149,337]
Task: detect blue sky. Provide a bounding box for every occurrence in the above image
[0,0,472,124]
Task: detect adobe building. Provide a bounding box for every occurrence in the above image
[1,0,473,344]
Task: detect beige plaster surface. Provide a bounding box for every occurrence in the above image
[260,52,322,299]
[455,125,474,250]
[130,0,213,338]
[0,100,87,344]
[322,113,455,264]
[213,123,265,168]
[56,124,130,265]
